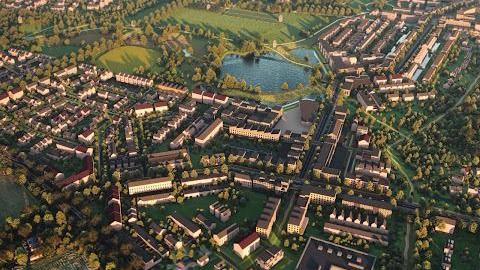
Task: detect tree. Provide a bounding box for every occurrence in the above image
[87,253,100,270]
[204,168,211,176]
[190,170,198,178]
[205,68,216,83]
[281,82,289,91]
[220,164,228,174]
[469,222,478,234]
[56,211,67,226]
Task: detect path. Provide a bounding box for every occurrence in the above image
[263,45,314,69]
[364,111,411,140]
[390,72,480,147]
[385,146,416,200]
[403,221,413,270]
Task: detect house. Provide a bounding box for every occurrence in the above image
[128,177,172,195]
[137,192,175,206]
[154,101,168,113]
[256,197,281,237]
[55,156,94,189]
[357,91,384,112]
[256,247,284,270]
[197,255,209,267]
[402,93,415,102]
[299,185,336,205]
[107,186,122,230]
[212,223,239,247]
[358,133,371,149]
[287,196,310,235]
[169,213,202,238]
[296,237,376,270]
[341,195,393,217]
[233,232,261,259]
[134,103,154,116]
[195,213,217,231]
[8,88,24,100]
[164,234,183,250]
[0,92,10,105]
[78,129,95,145]
[435,216,456,234]
[195,118,223,147]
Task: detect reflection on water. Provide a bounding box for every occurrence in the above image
[220,53,311,92]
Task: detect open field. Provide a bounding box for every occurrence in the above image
[164,8,335,43]
[0,176,36,224]
[94,46,161,73]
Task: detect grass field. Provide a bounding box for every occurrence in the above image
[0,176,36,224]
[432,230,480,270]
[164,8,335,43]
[42,45,80,57]
[94,46,161,73]
[222,86,325,105]
[143,188,266,228]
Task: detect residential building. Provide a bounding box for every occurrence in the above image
[128,177,172,195]
[212,223,239,246]
[233,232,261,259]
[169,213,202,239]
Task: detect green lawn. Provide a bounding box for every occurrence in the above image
[164,8,335,43]
[0,176,36,224]
[42,45,80,57]
[143,188,266,229]
[94,46,162,73]
[432,230,480,270]
[222,86,325,105]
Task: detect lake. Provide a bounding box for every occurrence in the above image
[220,53,311,92]
[290,48,320,64]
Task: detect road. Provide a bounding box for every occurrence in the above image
[299,83,341,179]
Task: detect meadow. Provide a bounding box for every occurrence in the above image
[94,45,162,73]
[164,8,335,43]
[0,176,36,224]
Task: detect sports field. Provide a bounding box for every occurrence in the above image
[0,176,36,224]
[164,8,336,43]
[94,46,161,73]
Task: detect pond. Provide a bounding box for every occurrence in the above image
[220,53,311,92]
[290,48,320,64]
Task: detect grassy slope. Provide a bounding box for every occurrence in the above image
[94,46,161,73]
[0,176,36,224]
[164,8,334,43]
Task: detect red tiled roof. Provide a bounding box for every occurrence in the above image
[75,145,88,153]
[214,94,228,101]
[0,92,8,100]
[390,73,403,80]
[203,92,215,98]
[135,103,154,111]
[81,129,94,138]
[237,232,259,249]
[154,101,168,108]
[192,89,203,95]
[56,156,93,188]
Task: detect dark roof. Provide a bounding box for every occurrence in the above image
[236,232,259,249]
[169,213,201,234]
[296,237,376,270]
